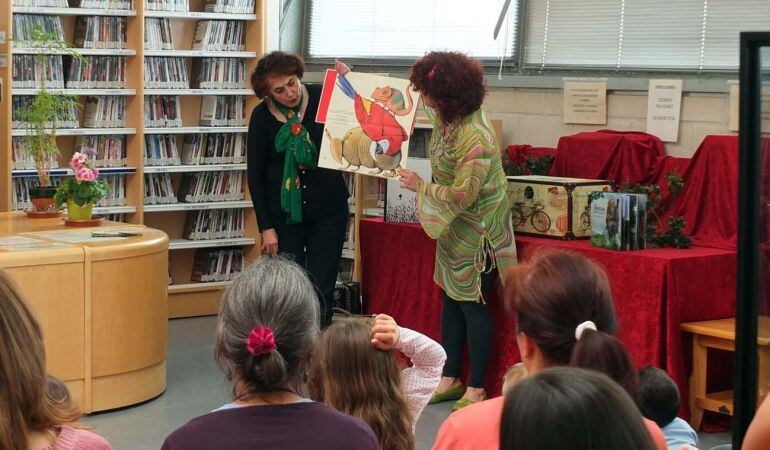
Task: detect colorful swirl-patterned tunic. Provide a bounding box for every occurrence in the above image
[417,108,517,302]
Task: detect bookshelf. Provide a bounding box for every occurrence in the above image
[1,0,265,319]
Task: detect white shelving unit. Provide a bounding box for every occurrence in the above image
[144,88,253,96]
[13,88,136,95]
[144,50,256,58]
[143,126,247,134]
[144,163,247,173]
[12,6,137,16]
[11,128,137,136]
[143,200,252,212]
[168,237,255,250]
[144,10,256,20]
[13,48,137,56]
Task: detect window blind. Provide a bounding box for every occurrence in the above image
[306,0,519,61]
[524,0,770,70]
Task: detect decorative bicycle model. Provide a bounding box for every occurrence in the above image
[511,201,552,233]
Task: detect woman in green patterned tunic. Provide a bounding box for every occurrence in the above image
[400,52,517,410]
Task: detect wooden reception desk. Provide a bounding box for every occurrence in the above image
[0,213,168,413]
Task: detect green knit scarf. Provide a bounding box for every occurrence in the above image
[273,90,318,224]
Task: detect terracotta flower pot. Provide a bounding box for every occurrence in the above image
[67,200,94,221]
[28,186,59,215]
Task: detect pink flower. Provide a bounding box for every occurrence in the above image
[245,326,277,356]
[92,167,100,178]
[75,167,95,182]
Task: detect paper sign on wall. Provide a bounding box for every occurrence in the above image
[563,80,607,125]
[646,79,683,142]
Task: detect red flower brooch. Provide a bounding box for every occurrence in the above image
[291,122,302,136]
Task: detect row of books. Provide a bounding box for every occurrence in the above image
[590,192,648,251]
[12,55,66,89]
[144,133,246,166]
[12,15,65,46]
[73,16,127,49]
[98,174,128,207]
[343,218,355,250]
[144,18,174,51]
[144,0,188,12]
[190,248,244,282]
[144,135,182,166]
[12,96,79,129]
[203,0,255,14]
[191,58,246,89]
[144,95,183,127]
[12,0,67,7]
[144,57,190,89]
[144,173,177,204]
[177,171,244,202]
[200,96,245,126]
[70,0,134,9]
[76,135,128,167]
[192,20,246,52]
[338,259,354,283]
[67,56,127,89]
[83,95,126,128]
[11,175,127,210]
[12,138,58,170]
[183,208,245,240]
[179,133,246,165]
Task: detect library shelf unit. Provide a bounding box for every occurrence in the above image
[1,0,266,320]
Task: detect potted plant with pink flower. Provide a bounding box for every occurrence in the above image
[54,152,109,221]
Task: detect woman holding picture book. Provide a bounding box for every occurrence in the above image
[398,51,517,410]
[247,51,349,328]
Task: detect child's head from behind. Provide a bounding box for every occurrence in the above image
[310,319,414,450]
[501,367,656,450]
[215,257,320,398]
[43,375,80,425]
[635,365,680,428]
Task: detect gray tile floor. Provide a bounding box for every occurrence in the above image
[83,316,731,450]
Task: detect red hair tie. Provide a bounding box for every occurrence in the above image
[427,66,437,80]
[246,326,277,356]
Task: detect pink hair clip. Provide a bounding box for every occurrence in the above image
[246,326,277,356]
[427,66,438,80]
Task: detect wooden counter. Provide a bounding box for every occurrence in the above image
[0,213,169,413]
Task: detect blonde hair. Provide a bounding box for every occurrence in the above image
[309,319,415,450]
[0,269,61,450]
[502,363,528,395]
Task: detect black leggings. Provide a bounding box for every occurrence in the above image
[440,270,495,388]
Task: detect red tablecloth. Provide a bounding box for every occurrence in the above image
[505,144,557,170]
[549,130,665,186]
[360,218,736,416]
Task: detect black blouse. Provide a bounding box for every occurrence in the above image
[247,83,349,231]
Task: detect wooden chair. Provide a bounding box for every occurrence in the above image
[681,317,770,430]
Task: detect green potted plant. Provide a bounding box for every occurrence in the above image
[14,26,85,216]
[55,151,109,221]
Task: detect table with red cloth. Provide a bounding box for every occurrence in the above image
[359,218,736,416]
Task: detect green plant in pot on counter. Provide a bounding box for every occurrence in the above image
[13,26,85,214]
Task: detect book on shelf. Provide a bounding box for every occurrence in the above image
[83,95,126,128]
[144,173,177,205]
[144,57,190,89]
[12,55,66,89]
[93,213,126,222]
[199,96,245,127]
[183,208,245,240]
[145,134,182,166]
[97,174,127,207]
[176,171,244,203]
[65,56,127,89]
[190,58,246,89]
[337,259,354,283]
[190,247,244,282]
[181,133,245,165]
[343,219,355,250]
[75,135,127,167]
[145,18,174,51]
[12,96,79,129]
[12,0,68,7]
[70,0,135,9]
[73,16,127,49]
[144,95,183,128]
[203,0,255,14]
[12,15,65,46]
[192,20,245,52]
[12,137,59,170]
[144,0,189,12]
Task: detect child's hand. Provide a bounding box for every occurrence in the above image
[334,59,351,76]
[371,314,400,350]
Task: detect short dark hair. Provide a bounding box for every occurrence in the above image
[500,367,657,450]
[408,51,486,124]
[250,51,305,98]
[635,365,680,428]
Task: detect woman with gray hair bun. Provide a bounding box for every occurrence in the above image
[162,257,378,450]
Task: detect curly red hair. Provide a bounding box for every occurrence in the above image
[250,51,305,98]
[409,51,486,124]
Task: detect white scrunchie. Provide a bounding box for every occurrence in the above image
[575,320,597,341]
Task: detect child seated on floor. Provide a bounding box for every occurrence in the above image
[309,314,446,450]
[502,362,529,395]
[635,365,699,450]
